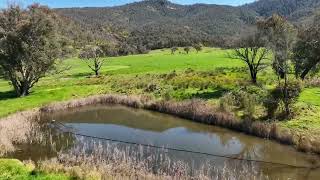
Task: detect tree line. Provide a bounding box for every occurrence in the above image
[230,14,320,117]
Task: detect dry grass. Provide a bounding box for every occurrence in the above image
[0,110,44,155]
[306,78,320,87]
[38,138,268,180]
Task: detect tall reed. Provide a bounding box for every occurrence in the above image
[0,110,44,155]
[38,137,268,180]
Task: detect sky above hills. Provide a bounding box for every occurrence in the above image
[0,0,256,8]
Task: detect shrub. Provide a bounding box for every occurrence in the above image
[166,70,177,80]
[144,83,159,92]
[160,85,174,100]
[220,88,261,119]
[263,97,280,118]
[235,90,259,118]
[264,81,302,119]
[185,68,194,74]
[219,92,235,112]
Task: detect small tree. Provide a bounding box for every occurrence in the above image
[79,46,105,76]
[184,47,191,54]
[293,14,320,80]
[258,14,297,117]
[193,44,202,53]
[229,32,269,84]
[171,47,178,55]
[0,4,60,97]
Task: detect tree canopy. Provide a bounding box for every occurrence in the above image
[0,4,60,96]
[258,14,298,117]
[293,14,320,79]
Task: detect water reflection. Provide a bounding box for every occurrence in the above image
[6,105,320,179]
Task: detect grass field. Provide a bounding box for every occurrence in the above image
[0,159,70,179]
[0,48,242,116]
[62,48,243,76]
[0,47,319,133]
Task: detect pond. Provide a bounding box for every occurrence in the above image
[6,105,320,179]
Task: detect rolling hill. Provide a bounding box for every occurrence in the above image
[55,0,320,49]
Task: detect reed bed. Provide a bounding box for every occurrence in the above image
[38,137,268,180]
[0,110,44,155]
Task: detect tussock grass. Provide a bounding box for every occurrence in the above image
[38,138,267,180]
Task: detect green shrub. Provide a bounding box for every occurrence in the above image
[144,83,159,92]
[220,88,261,118]
[263,97,280,118]
[166,70,177,80]
[264,80,303,119]
[219,92,235,112]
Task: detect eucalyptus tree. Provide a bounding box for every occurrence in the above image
[293,14,320,80]
[0,4,60,97]
[258,14,298,116]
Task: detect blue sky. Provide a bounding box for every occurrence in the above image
[0,0,256,8]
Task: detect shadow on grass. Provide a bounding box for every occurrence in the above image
[0,90,17,101]
[64,72,98,79]
[190,89,227,100]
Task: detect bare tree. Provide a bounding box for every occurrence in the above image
[79,46,105,76]
[229,32,269,84]
[0,4,60,97]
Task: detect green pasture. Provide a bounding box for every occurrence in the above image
[0,47,319,133]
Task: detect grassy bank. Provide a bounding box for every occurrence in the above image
[0,48,319,136]
[0,159,70,179]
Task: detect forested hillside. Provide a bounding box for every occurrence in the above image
[55,0,320,50]
[56,0,257,49]
[247,0,320,24]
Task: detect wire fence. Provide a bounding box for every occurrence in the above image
[52,120,319,170]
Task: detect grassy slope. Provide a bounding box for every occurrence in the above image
[281,88,320,132]
[0,48,319,133]
[64,48,242,75]
[0,159,70,179]
[0,48,242,116]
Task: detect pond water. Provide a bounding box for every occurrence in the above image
[7,105,320,179]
